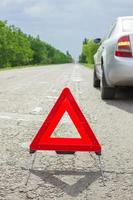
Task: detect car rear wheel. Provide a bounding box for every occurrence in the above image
[101,70,115,99]
[93,68,100,88]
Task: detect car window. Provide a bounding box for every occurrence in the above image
[103,22,116,41]
[122,19,133,32]
[107,23,116,38]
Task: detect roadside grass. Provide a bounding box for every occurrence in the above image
[0,65,39,71]
[84,63,94,69]
[0,64,55,71]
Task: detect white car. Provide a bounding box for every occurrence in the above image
[94,16,133,99]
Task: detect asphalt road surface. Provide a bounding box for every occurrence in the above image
[0,64,133,200]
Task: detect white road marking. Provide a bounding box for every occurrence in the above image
[40,81,48,84]
[0,115,11,119]
[70,64,83,82]
[46,96,57,100]
[72,78,83,82]
[0,112,44,122]
[32,107,42,114]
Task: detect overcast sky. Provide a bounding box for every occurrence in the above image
[0,0,133,58]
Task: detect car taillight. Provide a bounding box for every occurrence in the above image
[115,35,132,57]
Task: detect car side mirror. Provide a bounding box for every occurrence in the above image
[93,38,102,44]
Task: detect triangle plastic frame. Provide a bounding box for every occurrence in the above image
[30,88,101,154]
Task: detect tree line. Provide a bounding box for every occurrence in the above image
[0,20,73,68]
[79,38,100,65]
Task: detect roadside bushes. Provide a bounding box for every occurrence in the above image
[79,38,100,65]
[0,20,72,68]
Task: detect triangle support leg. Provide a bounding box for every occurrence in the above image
[97,154,106,186]
[25,152,37,186]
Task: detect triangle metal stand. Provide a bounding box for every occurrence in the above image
[25,151,106,187]
[97,154,106,186]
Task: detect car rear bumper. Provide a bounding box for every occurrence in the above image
[107,56,133,86]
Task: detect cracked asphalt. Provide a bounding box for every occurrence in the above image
[0,64,133,200]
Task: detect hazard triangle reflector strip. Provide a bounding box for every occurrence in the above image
[30,88,101,154]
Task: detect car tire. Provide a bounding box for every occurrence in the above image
[101,70,115,99]
[93,68,100,88]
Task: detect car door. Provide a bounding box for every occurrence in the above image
[95,44,104,78]
[95,23,116,79]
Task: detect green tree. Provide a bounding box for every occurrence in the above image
[84,40,99,64]
[29,36,48,64]
[79,38,100,65]
[0,20,73,68]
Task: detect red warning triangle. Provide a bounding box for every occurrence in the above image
[30,88,101,154]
